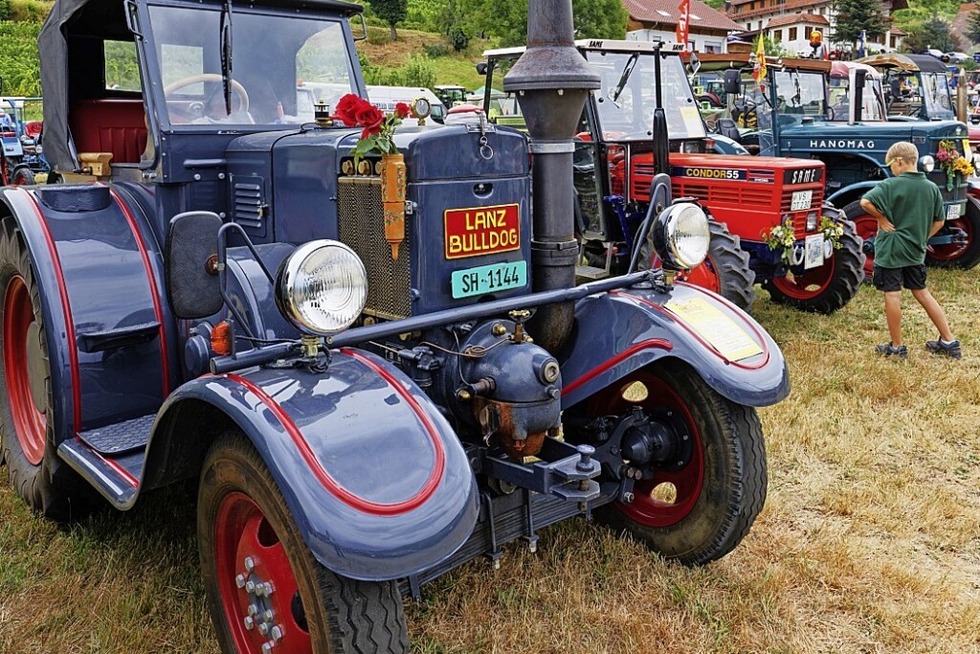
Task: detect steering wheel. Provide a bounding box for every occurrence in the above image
[164,73,250,113]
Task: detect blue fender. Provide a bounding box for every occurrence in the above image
[559,282,789,410]
[827,179,881,208]
[154,347,479,581]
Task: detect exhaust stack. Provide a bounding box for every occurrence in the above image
[503,0,599,354]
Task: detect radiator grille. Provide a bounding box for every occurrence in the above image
[338,176,412,320]
[234,181,264,229]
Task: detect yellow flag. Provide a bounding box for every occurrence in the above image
[753,35,767,83]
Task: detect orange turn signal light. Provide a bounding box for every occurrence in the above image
[211,321,233,356]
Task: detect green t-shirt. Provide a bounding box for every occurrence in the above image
[861,171,943,268]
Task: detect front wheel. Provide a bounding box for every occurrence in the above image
[589,362,767,566]
[842,200,877,278]
[198,433,410,654]
[762,218,865,313]
[11,167,35,186]
[925,196,980,269]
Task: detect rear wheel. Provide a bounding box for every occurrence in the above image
[763,218,864,313]
[199,433,410,654]
[589,362,767,566]
[925,196,980,269]
[843,200,877,278]
[642,220,757,312]
[0,217,94,520]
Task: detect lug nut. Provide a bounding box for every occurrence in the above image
[263,610,274,622]
[262,642,275,654]
[244,557,255,571]
[258,623,269,635]
[270,625,283,641]
[243,616,254,630]
[245,581,256,593]
[248,604,259,617]
[235,574,246,588]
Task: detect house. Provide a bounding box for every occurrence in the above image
[726,0,908,57]
[623,0,742,53]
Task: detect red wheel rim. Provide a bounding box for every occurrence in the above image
[852,214,877,277]
[215,492,312,654]
[675,257,721,294]
[3,275,46,465]
[927,217,972,262]
[769,255,834,300]
[589,372,704,527]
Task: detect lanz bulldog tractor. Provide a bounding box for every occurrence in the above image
[479,41,864,315]
[0,0,789,651]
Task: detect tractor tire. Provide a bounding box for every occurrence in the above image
[589,361,767,566]
[762,218,864,314]
[925,195,980,269]
[641,219,756,312]
[199,432,411,654]
[842,200,877,279]
[0,217,97,521]
[11,167,35,186]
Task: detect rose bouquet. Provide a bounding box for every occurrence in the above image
[334,93,411,163]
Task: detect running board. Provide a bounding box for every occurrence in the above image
[59,416,154,507]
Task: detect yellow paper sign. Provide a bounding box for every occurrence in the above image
[664,297,763,361]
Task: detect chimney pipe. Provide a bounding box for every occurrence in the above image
[504,0,599,354]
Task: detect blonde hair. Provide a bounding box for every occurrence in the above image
[885,142,918,165]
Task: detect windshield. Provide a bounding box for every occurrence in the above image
[885,72,954,119]
[584,51,706,142]
[147,4,357,128]
[772,70,827,123]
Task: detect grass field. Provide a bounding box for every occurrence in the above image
[1,270,979,653]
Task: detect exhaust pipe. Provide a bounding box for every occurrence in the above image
[503,0,599,354]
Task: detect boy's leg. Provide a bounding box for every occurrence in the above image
[905,265,955,341]
[883,291,903,346]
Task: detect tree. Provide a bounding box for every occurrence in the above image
[455,0,627,47]
[967,7,980,44]
[832,0,888,48]
[0,0,12,21]
[372,0,407,41]
[902,15,954,53]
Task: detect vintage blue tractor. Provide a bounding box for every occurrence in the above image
[0,0,789,651]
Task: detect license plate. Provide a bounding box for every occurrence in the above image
[451,260,527,299]
[804,233,824,269]
[946,203,962,221]
[791,190,812,211]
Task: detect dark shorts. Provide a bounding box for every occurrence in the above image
[872,264,927,292]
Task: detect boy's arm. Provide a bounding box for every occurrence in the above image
[859,197,895,232]
[927,189,945,237]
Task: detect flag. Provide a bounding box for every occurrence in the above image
[752,35,767,83]
[858,29,866,58]
[676,0,691,47]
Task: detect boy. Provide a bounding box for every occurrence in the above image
[859,141,961,359]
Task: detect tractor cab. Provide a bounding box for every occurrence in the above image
[855,53,956,122]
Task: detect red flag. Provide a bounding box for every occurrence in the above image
[676,0,691,47]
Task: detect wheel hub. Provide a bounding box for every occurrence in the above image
[235,556,285,653]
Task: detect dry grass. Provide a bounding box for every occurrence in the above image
[2,270,980,653]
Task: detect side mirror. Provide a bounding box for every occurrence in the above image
[724,69,740,95]
[476,62,488,76]
[165,211,223,319]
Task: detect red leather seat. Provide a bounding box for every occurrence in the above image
[70,99,147,164]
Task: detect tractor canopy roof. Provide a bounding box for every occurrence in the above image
[694,52,832,75]
[855,53,949,74]
[39,0,362,170]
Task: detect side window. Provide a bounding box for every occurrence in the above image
[104,41,141,92]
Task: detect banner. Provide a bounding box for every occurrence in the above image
[676,0,691,47]
[752,34,767,83]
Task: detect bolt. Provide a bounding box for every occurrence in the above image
[576,444,595,472]
[245,580,256,593]
[263,582,275,596]
[235,574,246,589]
[244,616,254,630]
[682,434,689,441]
[263,610,274,622]
[579,479,590,491]
[248,604,259,617]
[258,622,270,636]
[270,625,283,641]
[623,492,635,503]
[262,642,275,654]
[244,557,255,571]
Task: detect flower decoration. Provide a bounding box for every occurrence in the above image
[762,218,796,264]
[762,216,843,265]
[935,140,975,190]
[335,93,412,163]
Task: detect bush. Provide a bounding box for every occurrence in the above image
[10,0,51,22]
[423,42,449,58]
[0,21,42,96]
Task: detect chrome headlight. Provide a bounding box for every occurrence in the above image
[275,240,367,335]
[651,203,710,270]
[919,155,936,173]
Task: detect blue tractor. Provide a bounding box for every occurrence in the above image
[0,0,789,650]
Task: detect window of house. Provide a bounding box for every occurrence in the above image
[789,27,797,40]
[773,29,782,42]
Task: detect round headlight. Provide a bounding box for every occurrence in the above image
[276,240,367,335]
[919,155,936,173]
[651,203,710,270]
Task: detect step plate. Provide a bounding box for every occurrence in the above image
[77,414,154,455]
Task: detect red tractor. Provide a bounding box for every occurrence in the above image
[479,41,865,314]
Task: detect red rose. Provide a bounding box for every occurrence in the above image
[395,102,411,119]
[354,103,385,133]
[334,94,364,127]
